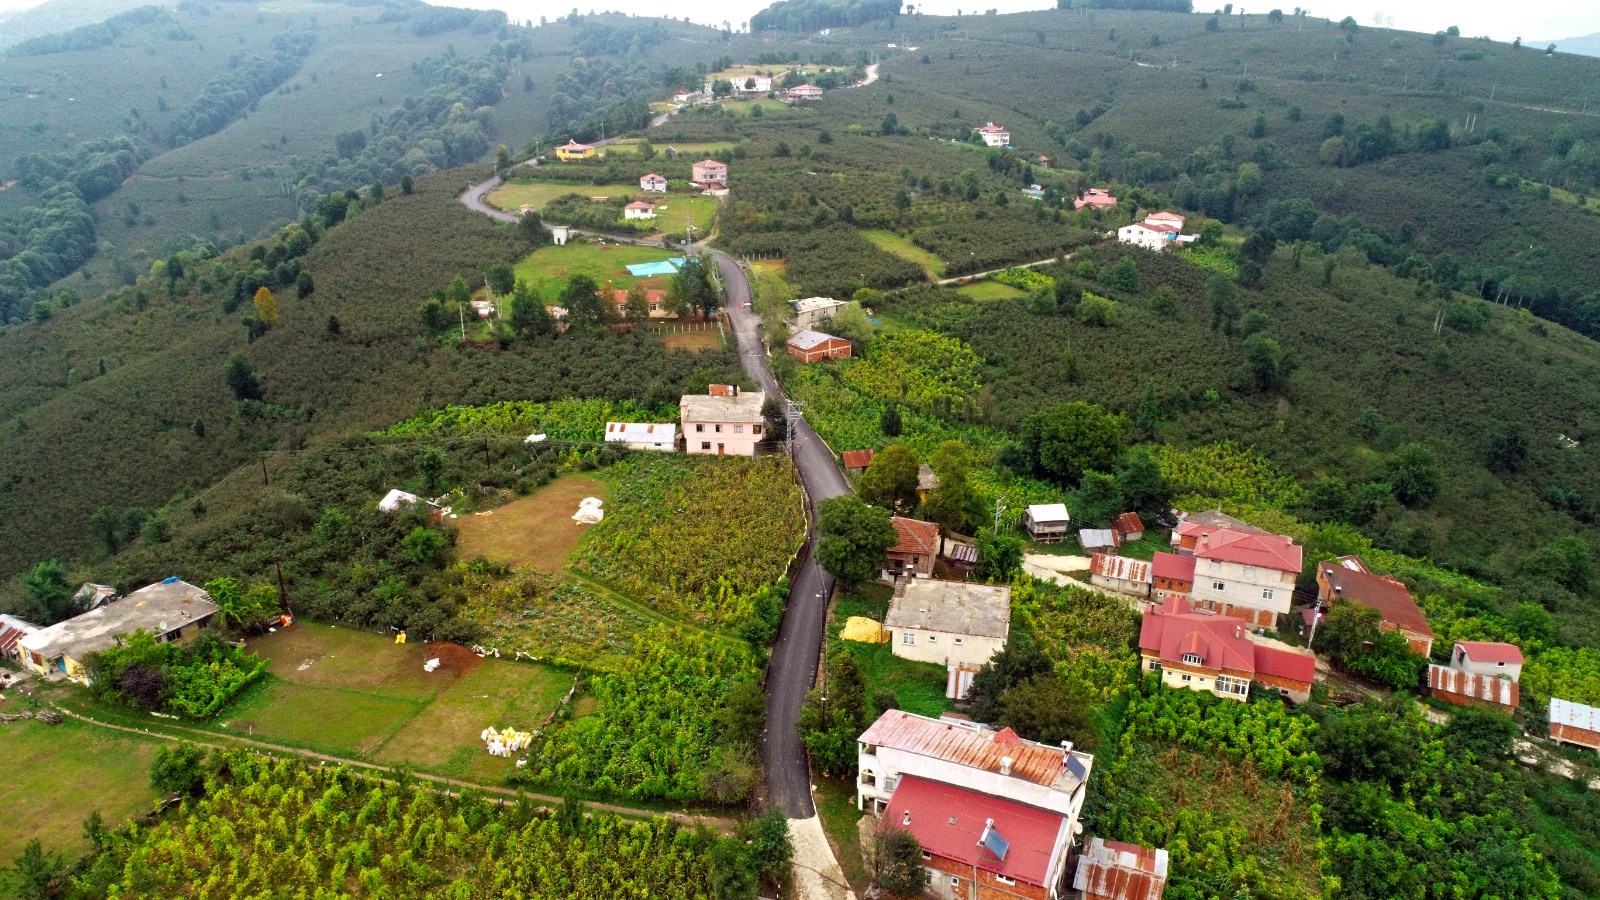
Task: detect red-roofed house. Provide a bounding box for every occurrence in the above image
[1174,511,1302,628]
[1074,188,1119,211]
[882,516,942,582]
[841,448,876,472]
[1151,552,1195,606]
[1144,211,1186,230]
[0,614,40,662]
[1116,221,1178,251]
[1315,556,1433,656]
[639,173,667,192]
[880,776,1076,899]
[605,288,674,319]
[1112,512,1145,543]
[692,159,728,186]
[1074,836,1169,900]
[624,200,657,220]
[1139,596,1316,702]
[555,140,594,161]
[975,122,1011,147]
[857,710,1095,897]
[1429,641,1523,711]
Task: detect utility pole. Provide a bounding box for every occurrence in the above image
[993,498,1006,535]
[261,459,270,486]
[785,400,804,459]
[274,557,290,615]
[459,304,466,342]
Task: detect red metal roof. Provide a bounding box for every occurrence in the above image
[879,775,1068,887]
[890,516,941,557]
[858,709,1090,792]
[1151,551,1195,582]
[1318,558,1432,639]
[0,615,38,657]
[1091,553,1151,584]
[1139,597,1314,686]
[1254,645,1317,684]
[1113,512,1145,537]
[841,448,875,470]
[1455,641,1524,666]
[1192,527,1301,574]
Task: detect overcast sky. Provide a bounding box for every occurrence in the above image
[0,0,1592,43]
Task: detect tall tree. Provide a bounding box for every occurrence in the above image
[922,440,979,533]
[624,284,651,326]
[1383,442,1442,507]
[224,355,262,401]
[816,495,898,586]
[22,558,76,623]
[856,444,920,513]
[562,274,605,330]
[518,210,550,245]
[508,283,554,337]
[670,256,719,316]
[484,262,516,297]
[252,286,279,326]
[1019,401,1125,486]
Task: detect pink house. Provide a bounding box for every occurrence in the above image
[788,84,823,100]
[680,384,765,456]
[1144,211,1186,230]
[1074,188,1119,210]
[692,159,728,185]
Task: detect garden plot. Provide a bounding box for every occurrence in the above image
[512,242,682,303]
[0,718,161,862]
[454,474,607,573]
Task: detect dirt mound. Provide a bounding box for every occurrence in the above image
[424,641,484,678]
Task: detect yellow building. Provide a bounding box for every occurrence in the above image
[556,140,595,161]
[18,579,219,683]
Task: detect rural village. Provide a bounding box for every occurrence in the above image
[2,4,1600,899]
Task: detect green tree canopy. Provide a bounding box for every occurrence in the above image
[1019,401,1126,486]
[856,444,920,514]
[1382,442,1442,507]
[816,495,897,586]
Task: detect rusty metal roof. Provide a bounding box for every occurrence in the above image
[859,709,1091,794]
[1073,836,1169,900]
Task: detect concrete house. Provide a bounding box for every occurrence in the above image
[624,200,657,220]
[858,710,1095,899]
[691,158,728,186]
[556,140,595,161]
[1116,221,1181,251]
[1112,512,1145,543]
[792,296,847,329]
[1549,698,1600,753]
[680,385,765,456]
[786,330,852,363]
[1428,641,1523,711]
[602,422,677,451]
[882,516,942,582]
[1074,837,1170,900]
[1073,188,1119,211]
[1314,556,1433,656]
[1090,554,1152,598]
[788,83,823,100]
[884,579,1012,699]
[975,122,1011,147]
[1174,511,1301,628]
[1138,596,1317,703]
[1150,552,1195,606]
[734,74,773,94]
[640,173,668,192]
[18,579,219,683]
[1024,504,1071,544]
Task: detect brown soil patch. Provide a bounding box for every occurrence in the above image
[423,641,484,678]
[453,474,607,572]
[662,328,725,352]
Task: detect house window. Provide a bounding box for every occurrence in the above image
[1497,661,1506,668]
[922,851,933,862]
[950,877,961,888]
[927,634,937,643]
[1181,674,1192,682]
[1262,588,1275,601]
[1148,660,1162,672]
[1217,676,1250,696]
[695,424,704,433]
[1243,566,1257,578]
[700,442,711,451]
[1212,580,1226,592]
[753,424,763,435]
[733,425,743,434]
[996,875,1017,886]
[902,633,915,645]
[715,424,723,433]
[954,637,964,646]
[1182,652,1202,666]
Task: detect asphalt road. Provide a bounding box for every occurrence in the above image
[458,173,852,818]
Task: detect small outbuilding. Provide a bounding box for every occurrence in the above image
[1080,528,1120,554]
[841,448,876,472]
[1074,836,1169,900]
[1023,503,1071,543]
[603,421,677,451]
[1112,511,1145,543]
[786,330,852,363]
[1090,553,1152,598]
[624,201,657,220]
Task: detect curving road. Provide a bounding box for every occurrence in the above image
[459,175,850,819]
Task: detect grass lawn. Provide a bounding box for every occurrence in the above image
[660,326,726,352]
[0,717,161,864]
[486,180,637,213]
[814,775,870,891]
[827,583,954,718]
[956,280,1025,301]
[1114,531,1168,561]
[749,258,787,277]
[861,229,945,278]
[221,626,567,773]
[722,98,788,116]
[606,138,737,158]
[512,242,681,304]
[454,475,607,573]
[642,194,718,239]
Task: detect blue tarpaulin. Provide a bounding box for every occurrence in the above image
[625,258,686,277]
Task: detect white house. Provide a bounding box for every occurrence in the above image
[1144,211,1186,230]
[624,201,656,220]
[792,296,847,329]
[858,710,1095,899]
[680,385,765,456]
[884,579,1011,699]
[602,421,677,451]
[1024,503,1072,543]
[733,74,773,94]
[1117,221,1180,251]
[1173,511,1301,628]
[788,84,823,100]
[975,122,1011,147]
[640,173,668,193]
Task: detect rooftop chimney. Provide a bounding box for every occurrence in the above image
[1060,740,1073,760]
[902,811,912,826]
[1236,625,1243,639]
[1000,756,1013,776]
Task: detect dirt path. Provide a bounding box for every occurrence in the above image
[789,816,858,900]
[50,703,735,831]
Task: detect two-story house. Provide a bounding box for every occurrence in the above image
[1173,510,1301,628]
[679,385,765,456]
[882,516,941,582]
[975,122,1011,147]
[884,579,1010,699]
[1150,551,1195,607]
[1138,596,1316,703]
[858,710,1094,900]
[691,158,728,187]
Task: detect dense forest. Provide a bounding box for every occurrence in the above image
[750,0,902,33]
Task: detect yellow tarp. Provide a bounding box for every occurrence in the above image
[840,617,888,644]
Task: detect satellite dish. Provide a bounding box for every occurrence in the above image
[158,621,169,632]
